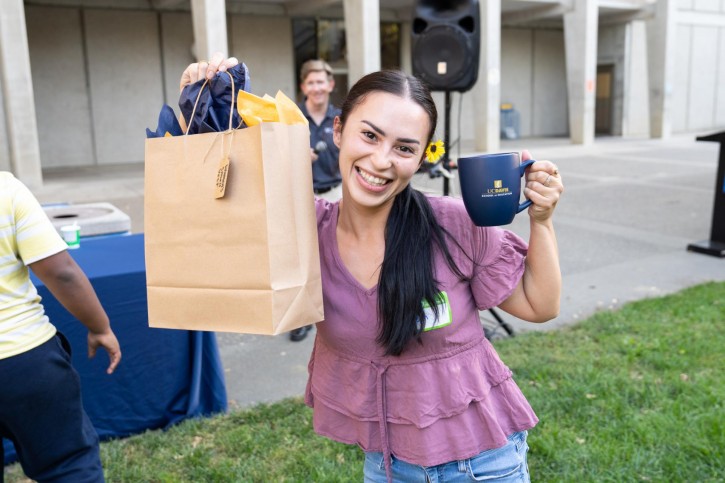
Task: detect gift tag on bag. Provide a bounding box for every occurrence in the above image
[215,155,230,199]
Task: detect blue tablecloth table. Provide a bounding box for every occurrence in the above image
[3,234,227,464]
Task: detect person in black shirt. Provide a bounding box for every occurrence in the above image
[298,59,342,200]
[290,60,342,342]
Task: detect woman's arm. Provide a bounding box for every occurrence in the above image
[498,151,563,322]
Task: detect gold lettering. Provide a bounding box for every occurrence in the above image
[486,188,510,194]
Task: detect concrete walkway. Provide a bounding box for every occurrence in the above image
[30,133,725,410]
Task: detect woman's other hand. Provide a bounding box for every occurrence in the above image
[179,52,239,93]
[522,150,563,224]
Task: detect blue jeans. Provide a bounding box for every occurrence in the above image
[364,431,530,482]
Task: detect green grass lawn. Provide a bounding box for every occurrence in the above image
[5,282,724,482]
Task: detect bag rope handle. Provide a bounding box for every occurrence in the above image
[184,70,236,135]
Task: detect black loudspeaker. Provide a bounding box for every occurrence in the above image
[411,0,480,92]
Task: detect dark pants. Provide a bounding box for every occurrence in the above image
[0,334,104,483]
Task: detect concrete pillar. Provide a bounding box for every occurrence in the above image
[646,0,675,139]
[564,0,598,145]
[472,0,501,153]
[343,0,380,86]
[190,0,228,60]
[0,0,43,187]
[621,20,651,137]
[400,21,412,75]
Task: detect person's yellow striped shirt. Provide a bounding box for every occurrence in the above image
[1,172,67,359]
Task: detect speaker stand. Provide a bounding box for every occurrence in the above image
[487,308,515,337]
[442,91,453,196]
[439,92,515,339]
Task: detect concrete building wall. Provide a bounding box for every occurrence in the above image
[9,3,725,171]
[26,6,94,168]
[442,27,569,146]
[85,9,163,165]
[672,1,725,133]
[687,25,719,131]
[24,7,194,168]
[531,29,568,137]
[229,15,295,99]
[672,24,691,132]
[497,28,569,139]
[694,0,721,11]
[680,0,725,11]
[19,7,295,169]
[717,23,725,126]
[501,29,534,137]
[622,21,650,137]
[160,12,195,107]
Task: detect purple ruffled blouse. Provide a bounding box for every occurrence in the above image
[306,196,538,475]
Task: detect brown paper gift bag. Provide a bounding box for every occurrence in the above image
[144,95,324,334]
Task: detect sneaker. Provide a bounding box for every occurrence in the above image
[289,325,312,342]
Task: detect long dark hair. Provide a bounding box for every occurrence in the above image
[340,71,466,356]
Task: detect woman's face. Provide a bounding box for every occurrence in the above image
[333,92,430,210]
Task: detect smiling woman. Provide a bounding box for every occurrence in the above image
[179,55,564,483]
[333,91,428,205]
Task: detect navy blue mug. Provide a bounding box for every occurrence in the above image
[458,152,535,226]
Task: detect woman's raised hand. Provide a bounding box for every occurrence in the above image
[179,52,240,93]
[521,150,563,224]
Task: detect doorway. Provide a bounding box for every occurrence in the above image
[595,64,614,135]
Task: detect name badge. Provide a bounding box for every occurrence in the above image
[419,292,452,332]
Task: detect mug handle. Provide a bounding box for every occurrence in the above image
[517,159,536,213]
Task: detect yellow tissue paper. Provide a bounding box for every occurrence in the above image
[275,91,308,126]
[236,90,279,126]
[236,90,307,127]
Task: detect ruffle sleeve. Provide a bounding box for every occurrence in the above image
[314,197,333,225]
[426,196,528,311]
[470,228,528,311]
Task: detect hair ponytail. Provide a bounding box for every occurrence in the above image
[377,186,466,356]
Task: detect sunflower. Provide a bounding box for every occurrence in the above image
[425,140,445,163]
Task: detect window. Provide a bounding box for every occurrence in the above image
[293,18,401,106]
